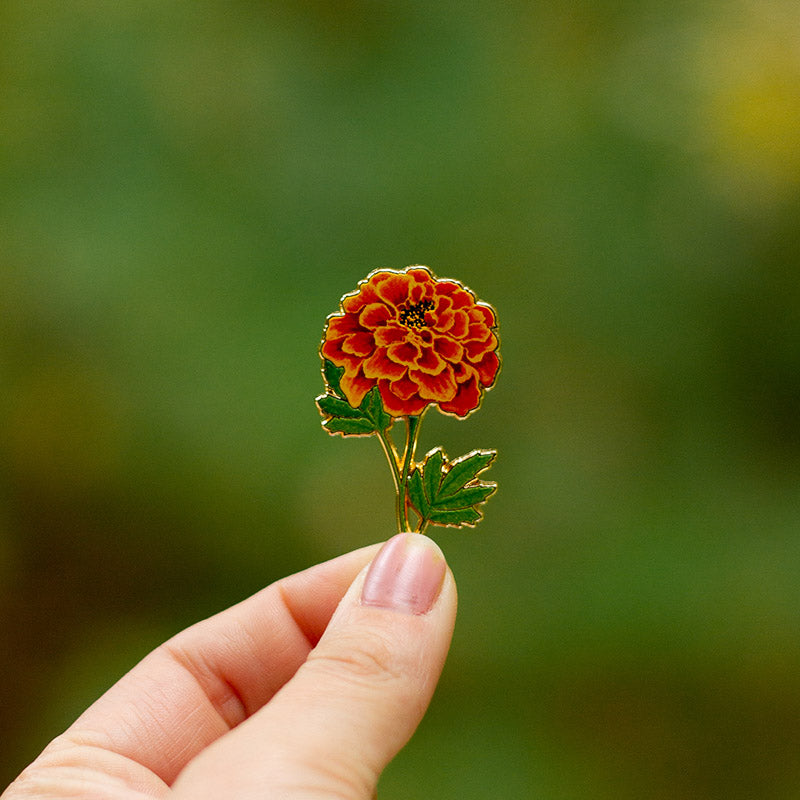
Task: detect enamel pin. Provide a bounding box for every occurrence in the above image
[316,265,501,534]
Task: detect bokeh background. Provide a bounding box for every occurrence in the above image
[2,0,800,796]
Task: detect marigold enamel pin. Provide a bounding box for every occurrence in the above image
[316,265,500,534]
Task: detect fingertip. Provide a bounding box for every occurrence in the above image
[361,532,448,615]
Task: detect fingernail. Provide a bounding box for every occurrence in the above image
[361,532,447,615]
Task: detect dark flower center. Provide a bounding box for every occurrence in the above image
[398,300,434,329]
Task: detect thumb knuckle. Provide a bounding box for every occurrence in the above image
[307,628,410,689]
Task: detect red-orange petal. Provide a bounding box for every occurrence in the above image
[408,283,426,307]
[415,345,446,375]
[389,373,420,401]
[430,294,453,331]
[326,313,364,338]
[363,348,407,380]
[433,335,463,362]
[386,340,420,367]
[470,303,496,328]
[438,373,482,417]
[340,367,374,408]
[417,328,434,345]
[411,366,457,402]
[374,323,407,347]
[341,331,375,357]
[451,360,477,383]
[449,310,469,339]
[466,322,492,342]
[321,337,362,374]
[433,309,454,333]
[375,272,412,308]
[378,378,428,417]
[435,280,474,311]
[359,302,392,329]
[406,266,435,284]
[342,282,380,314]
[465,331,498,361]
[473,350,500,387]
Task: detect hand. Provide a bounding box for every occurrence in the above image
[3,532,457,799]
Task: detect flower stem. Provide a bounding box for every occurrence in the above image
[377,413,425,533]
[398,414,423,532]
[377,428,402,496]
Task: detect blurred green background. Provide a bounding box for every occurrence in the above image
[2,0,800,796]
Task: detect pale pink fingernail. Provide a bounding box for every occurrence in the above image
[361,532,447,615]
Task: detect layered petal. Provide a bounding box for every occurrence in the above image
[389,373,421,401]
[415,345,446,375]
[465,330,498,362]
[378,377,428,416]
[430,295,454,333]
[359,302,393,329]
[433,335,463,363]
[363,348,407,380]
[473,349,501,387]
[341,331,375,357]
[340,367,374,408]
[386,340,421,367]
[342,282,381,314]
[320,335,362,375]
[466,322,492,342]
[406,266,435,285]
[410,367,457,403]
[448,310,469,339]
[438,372,482,417]
[374,271,413,308]
[374,323,407,347]
[435,280,474,310]
[321,265,500,418]
[469,303,496,327]
[326,313,364,338]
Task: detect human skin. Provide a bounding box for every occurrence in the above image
[3,533,457,800]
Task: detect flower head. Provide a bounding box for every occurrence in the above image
[321,266,500,418]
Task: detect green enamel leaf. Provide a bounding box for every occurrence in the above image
[363,386,392,431]
[316,360,392,437]
[432,484,496,511]
[407,469,430,518]
[324,359,345,394]
[427,507,482,526]
[323,417,381,435]
[317,394,364,419]
[423,448,445,502]
[439,450,496,498]
[408,447,497,529]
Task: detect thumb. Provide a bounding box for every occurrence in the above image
[172,532,458,799]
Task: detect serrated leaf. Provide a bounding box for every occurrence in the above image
[432,484,496,511]
[408,447,497,529]
[317,361,392,437]
[317,394,364,419]
[323,359,345,394]
[423,448,445,502]
[323,417,380,435]
[363,386,392,431]
[439,450,496,498]
[427,507,482,526]
[407,469,430,518]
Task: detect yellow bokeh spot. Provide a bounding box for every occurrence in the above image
[695,1,800,204]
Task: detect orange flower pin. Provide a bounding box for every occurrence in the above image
[317,265,500,534]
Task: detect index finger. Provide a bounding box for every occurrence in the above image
[60,543,381,786]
